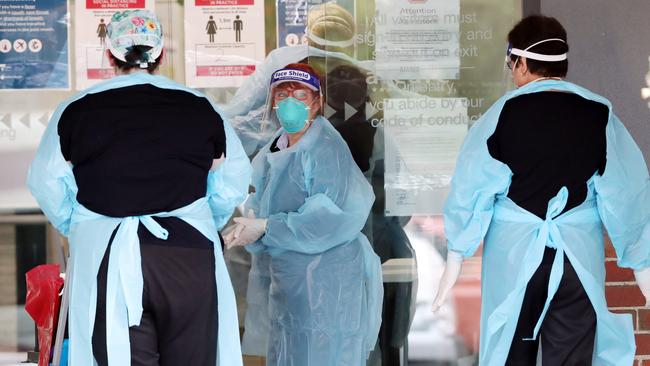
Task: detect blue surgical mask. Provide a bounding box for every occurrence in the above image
[274,97,311,133]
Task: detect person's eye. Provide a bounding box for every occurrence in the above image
[276,91,289,99]
[294,90,309,100]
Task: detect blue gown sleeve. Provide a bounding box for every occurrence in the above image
[219,46,308,119]
[27,104,78,236]
[594,114,650,270]
[219,47,310,156]
[219,62,274,157]
[207,118,253,230]
[219,59,272,119]
[261,143,375,254]
[443,101,512,258]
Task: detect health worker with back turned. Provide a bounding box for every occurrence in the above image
[432,15,650,365]
[27,9,251,366]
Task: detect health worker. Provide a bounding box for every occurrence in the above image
[27,9,251,366]
[224,63,383,366]
[432,15,650,365]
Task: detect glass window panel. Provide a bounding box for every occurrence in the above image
[0,1,532,364]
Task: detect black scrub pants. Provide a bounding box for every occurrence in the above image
[92,217,218,366]
[505,247,597,365]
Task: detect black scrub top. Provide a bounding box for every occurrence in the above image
[57,83,227,247]
[58,83,226,216]
[487,91,608,219]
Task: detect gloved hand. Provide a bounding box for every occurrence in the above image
[431,251,463,313]
[224,210,267,249]
[221,221,244,248]
[634,267,650,307]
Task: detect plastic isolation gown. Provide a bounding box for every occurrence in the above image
[444,79,650,365]
[27,73,252,366]
[226,45,418,366]
[242,116,383,365]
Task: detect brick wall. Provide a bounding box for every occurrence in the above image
[604,236,650,365]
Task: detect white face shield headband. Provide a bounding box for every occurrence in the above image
[506,38,567,70]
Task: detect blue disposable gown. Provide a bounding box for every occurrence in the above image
[242,116,383,365]
[444,79,650,365]
[27,73,252,366]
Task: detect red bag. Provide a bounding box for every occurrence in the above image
[25,264,64,366]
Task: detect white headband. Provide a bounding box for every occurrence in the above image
[510,38,567,62]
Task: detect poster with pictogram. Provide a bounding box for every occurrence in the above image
[184,0,264,88]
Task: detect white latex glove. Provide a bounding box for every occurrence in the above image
[222,221,245,248]
[226,210,267,249]
[431,251,464,313]
[634,267,650,307]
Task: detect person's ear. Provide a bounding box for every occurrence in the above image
[518,57,529,75]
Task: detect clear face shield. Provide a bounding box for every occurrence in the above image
[261,68,323,134]
[260,86,282,137]
[501,43,517,92]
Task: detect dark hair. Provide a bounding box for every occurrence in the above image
[507,15,569,77]
[109,45,162,73]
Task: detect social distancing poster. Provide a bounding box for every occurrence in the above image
[184,0,264,88]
